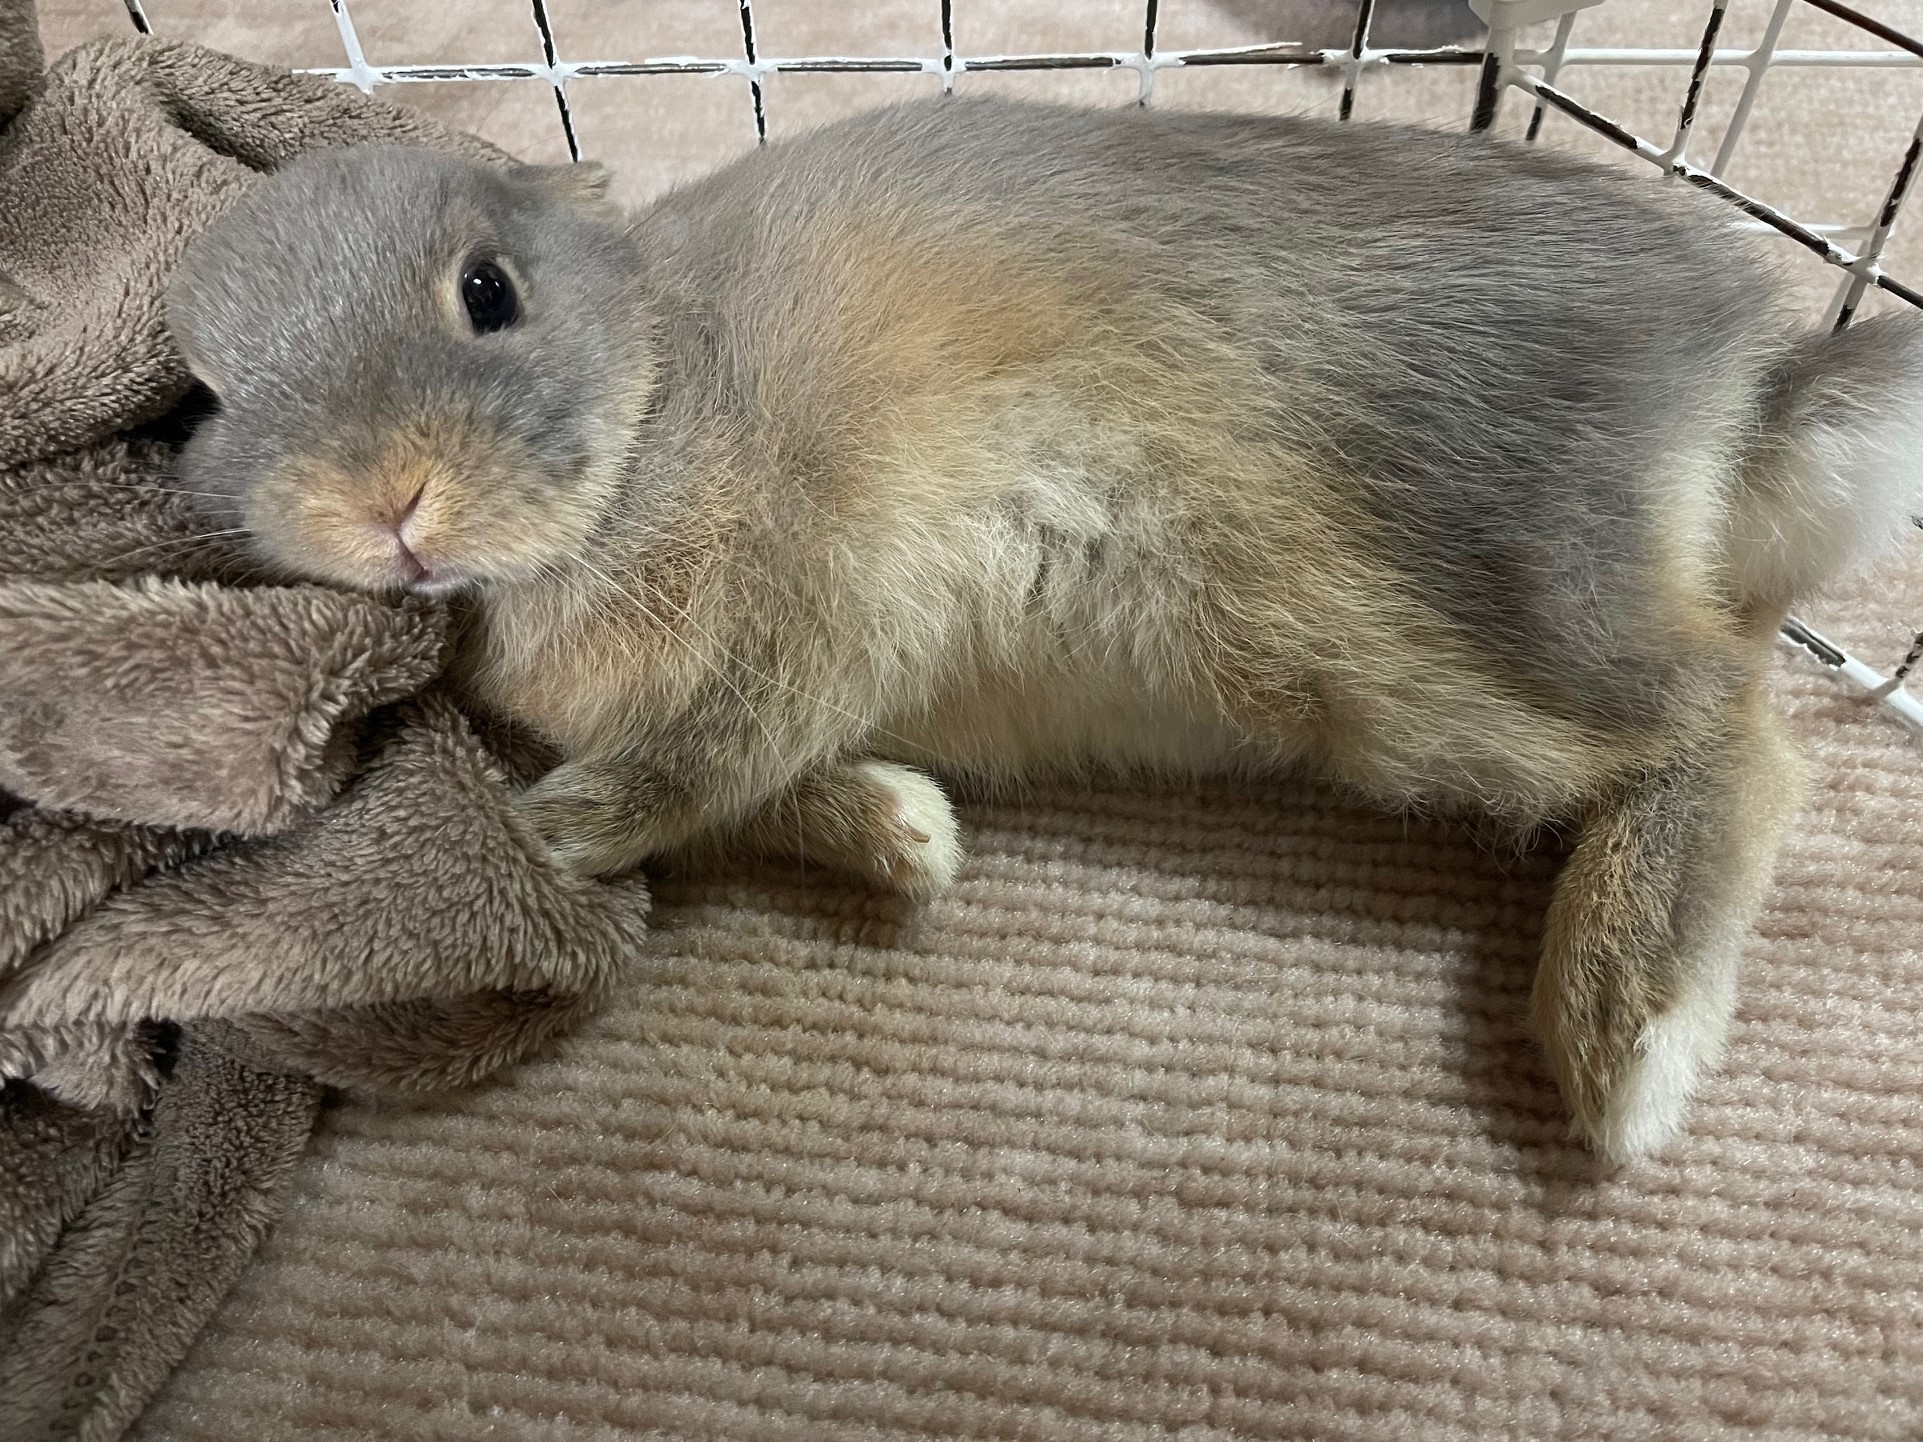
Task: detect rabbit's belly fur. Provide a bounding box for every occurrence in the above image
[788,369,1727,825]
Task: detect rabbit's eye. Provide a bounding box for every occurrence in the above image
[460,260,518,333]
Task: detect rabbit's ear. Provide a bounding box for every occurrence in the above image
[510,161,615,210]
[167,327,226,396]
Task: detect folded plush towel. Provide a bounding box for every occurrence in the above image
[0,10,648,1438]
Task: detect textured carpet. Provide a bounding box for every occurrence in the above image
[23,1,1923,1438]
[128,554,1923,1441]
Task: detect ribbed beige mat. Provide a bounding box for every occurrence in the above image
[130,556,1923,1442]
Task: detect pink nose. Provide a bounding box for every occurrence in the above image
[386,488,434,585]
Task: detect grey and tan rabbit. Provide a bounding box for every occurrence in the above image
[165,97,1923,1163]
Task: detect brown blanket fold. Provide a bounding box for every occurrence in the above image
[0,580,444,832]
[0,8,649,1439]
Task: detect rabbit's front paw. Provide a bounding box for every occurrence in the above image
[842,760,964,899]
[515,761,662,877]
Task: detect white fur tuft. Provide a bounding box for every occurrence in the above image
[1597,950,1739,1164]
[1736,408,1923,603]
[1732,314,1923,605]
[854,759,964,899]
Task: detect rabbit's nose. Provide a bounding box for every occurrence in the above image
[377,484,446,588]
[372,484,419,571]
[389,529,432,586]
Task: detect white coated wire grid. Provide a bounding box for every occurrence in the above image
[108,0,1923,729]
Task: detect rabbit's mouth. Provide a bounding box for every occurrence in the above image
[390,519,474,596]
[383,485,479,596]
[250,420,597,596]
[403,568,478,599]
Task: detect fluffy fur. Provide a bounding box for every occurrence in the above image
[167,97,1923,1161]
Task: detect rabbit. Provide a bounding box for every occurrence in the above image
[165,96,1923,1163]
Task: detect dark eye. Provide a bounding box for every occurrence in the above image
[459,260,518,333]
